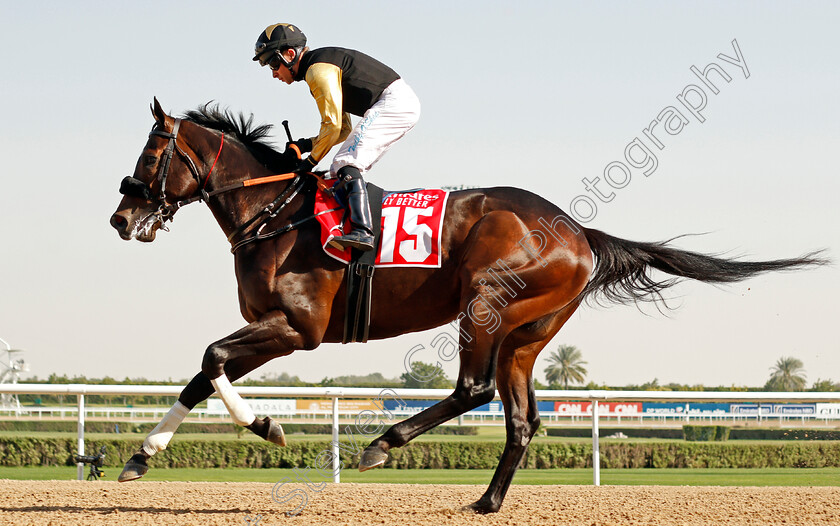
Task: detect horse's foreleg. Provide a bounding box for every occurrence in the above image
[134,373,211,460]
[141,353,279,456]
[201,311,301,442]
[118,346,287,482]
[119,373,213,482]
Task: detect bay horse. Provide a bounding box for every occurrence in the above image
[110,99,824,513]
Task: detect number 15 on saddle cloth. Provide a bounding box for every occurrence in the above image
[315,188,449,268]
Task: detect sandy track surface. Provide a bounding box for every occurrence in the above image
[0,480,838,525]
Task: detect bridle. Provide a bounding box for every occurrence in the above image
[151,118,226,205]
[119,118,222,228]
[119,118,340,252]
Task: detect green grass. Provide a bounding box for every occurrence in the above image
[2,466,839,486]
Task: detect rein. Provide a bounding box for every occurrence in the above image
[166,168,299,211]
[119,118,340,253]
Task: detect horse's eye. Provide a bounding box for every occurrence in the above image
[144,155,157,167]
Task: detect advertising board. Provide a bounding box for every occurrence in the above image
[207,398,296,415]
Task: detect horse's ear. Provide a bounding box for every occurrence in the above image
[151,97,168,126]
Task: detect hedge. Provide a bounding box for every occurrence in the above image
[547,428,683,439]
[3,437,840,470]
[729,428,840,440]
[683,425,730,441]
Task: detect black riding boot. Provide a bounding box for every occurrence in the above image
[329,167,375,251]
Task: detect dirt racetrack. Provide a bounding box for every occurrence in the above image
[1,480,838,525]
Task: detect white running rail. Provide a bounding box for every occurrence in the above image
[2,384,840,483]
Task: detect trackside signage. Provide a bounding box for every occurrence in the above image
[816,404,840,417]
[643,402,728,415]
[207,399,296,415]
[553,402,642,415]
[730,404,816,415]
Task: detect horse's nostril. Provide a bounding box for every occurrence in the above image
[110,213,128,230]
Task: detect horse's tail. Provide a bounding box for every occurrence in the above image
[579,227,828,306]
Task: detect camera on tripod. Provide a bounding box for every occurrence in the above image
[74,445,107,480]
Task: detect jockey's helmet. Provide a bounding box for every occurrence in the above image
[253,23,307,71]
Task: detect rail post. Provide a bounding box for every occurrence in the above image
[331,396,340,483]
[592,398,600,486]
[76,393,85,481]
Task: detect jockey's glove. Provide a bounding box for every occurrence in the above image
[282,138,312,163]
[294,156,318,174]
[286,137,313,155]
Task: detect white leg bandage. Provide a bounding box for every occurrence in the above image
[210,374,256,427]
[141,401,190,456]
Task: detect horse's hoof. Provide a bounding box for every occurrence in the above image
[461,498,500,514]
[358,446,388,472]
[118,453,149,482]
[266,418,286,447]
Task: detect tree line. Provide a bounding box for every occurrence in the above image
[541,345,836,392]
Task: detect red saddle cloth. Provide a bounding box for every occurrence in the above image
[314,184,449,267]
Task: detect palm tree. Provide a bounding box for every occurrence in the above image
[765,357,807,391]
[544,345,588,389]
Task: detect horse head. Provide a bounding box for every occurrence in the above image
[110,98,211,242]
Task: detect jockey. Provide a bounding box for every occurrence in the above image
[253,23,421,252]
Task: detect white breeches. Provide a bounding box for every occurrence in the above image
[330,78,421,177]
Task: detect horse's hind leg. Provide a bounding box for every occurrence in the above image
[361,209,564,470]
[360,312,508,470]
[467,302,580,513]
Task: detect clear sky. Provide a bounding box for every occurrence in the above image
[0,2,837,388]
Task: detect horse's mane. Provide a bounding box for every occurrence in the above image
[181,102,283,169]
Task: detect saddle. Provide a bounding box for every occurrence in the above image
[312,181,450,344]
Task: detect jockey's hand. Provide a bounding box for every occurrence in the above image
[294,156,318,174]
[281,138,311,164]
[286,137,313,155]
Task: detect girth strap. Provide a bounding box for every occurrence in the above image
[343,183,384,344]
